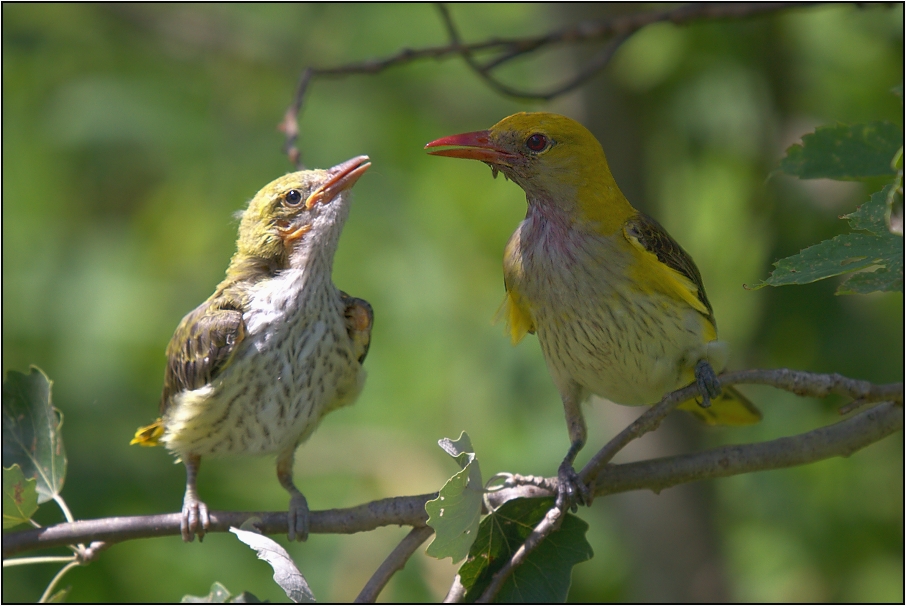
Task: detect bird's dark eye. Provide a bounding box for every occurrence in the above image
[284,189,303,206]
[525,133,548,152]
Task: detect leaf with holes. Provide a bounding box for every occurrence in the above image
[3,464,39,528]
[425,432,484,563]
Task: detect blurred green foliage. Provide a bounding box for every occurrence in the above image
[2,3,902,602]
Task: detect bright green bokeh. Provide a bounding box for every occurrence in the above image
[3,4,902,602]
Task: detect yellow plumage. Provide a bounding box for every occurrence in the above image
[427,112,760,506]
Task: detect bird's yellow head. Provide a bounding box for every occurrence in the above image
[231,156,370,275]
[426,113,632,232]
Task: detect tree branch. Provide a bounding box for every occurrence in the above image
[280,2,817,167]
[354,525,435,603]
[4,368,901,584]
[473,368,903,602]
[2,494,433,558]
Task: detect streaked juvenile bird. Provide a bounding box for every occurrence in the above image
[132,156,374,542]
[426,113,759,509]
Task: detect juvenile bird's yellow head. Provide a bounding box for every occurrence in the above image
[426,113,633,233]
[229,156,370,278]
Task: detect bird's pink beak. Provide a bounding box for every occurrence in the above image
[425,130,514,163]
[305,155,371,209]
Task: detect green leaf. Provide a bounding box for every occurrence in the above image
[425,432,484,563]
[844,186,892,233]
[750,232,898,288]
[837,265,904,295]
[459,497,593,603]
[751,185,904,294]
[182,582,233,603]
[45,587,71,603]
[3,464,39,528]
[1,367,66,503]
[780,122,902,180]
[231,527,315,603]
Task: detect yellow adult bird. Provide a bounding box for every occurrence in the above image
[426,113,759,508]
[132,157,373,542]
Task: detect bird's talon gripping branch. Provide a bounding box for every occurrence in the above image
[287,491,310,542]
[556,460,589,513]
[181,495,209,543]
[695,359,722,409]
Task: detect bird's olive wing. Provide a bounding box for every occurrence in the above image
[340,291,373,364]
[624,212,714,320]
[159,297,246,413]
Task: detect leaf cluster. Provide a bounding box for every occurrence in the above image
[753,120,904,294]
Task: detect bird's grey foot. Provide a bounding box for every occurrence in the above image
[556,459,590,513]
[181,494,210,542]
[694,359,722,409]
[287,491,310,542]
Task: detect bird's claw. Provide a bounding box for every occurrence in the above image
[694,360,722,409]
[556,460,590,513]
[181,496,210,542]
[287,492,310,542]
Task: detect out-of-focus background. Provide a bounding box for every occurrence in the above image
[3,4,902,602]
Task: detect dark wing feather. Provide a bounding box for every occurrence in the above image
[159,295,245,414]
[624,211,714,319]
[340,291,374,364]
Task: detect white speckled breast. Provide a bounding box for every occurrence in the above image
[162,268,365,458]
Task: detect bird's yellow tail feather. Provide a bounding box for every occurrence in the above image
[677,386,761,426]
[131,419,164,446]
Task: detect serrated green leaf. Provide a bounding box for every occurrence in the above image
[3,464,39,528]
[844,186,892,233]
[1,367,66,503]
[780,122,902,180]
[231,528,315,604]
[837,265,904,294]
[426,432,483,563]
[750,232,899,288]
[459,497,593,603]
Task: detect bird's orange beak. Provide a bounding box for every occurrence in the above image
[305,155,371,209]
[425,130,514,163]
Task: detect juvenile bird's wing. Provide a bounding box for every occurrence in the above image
[340,291,374,363]
[623,211,714,323]
[160,295,246,414]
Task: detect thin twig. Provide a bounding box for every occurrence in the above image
[437,3,633,101]
[354,526,435,603]
[593,400,903,496]
[3,555,76,567]
[37,560,79,603]
[481,399,903,510]
[578,368,903,486]
[475,504,564,604]
[281,2,814,165]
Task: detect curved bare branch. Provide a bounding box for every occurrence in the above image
[281,2,817,166]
